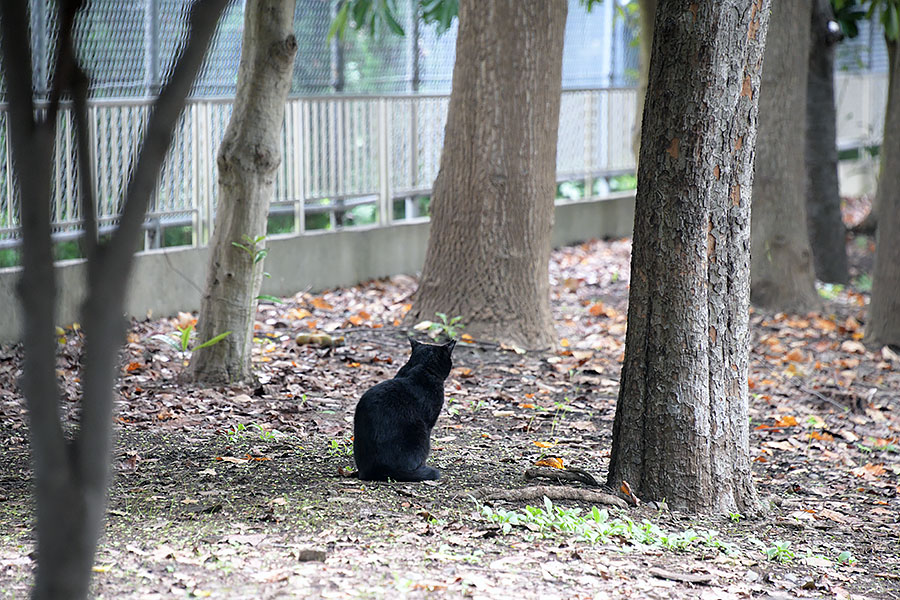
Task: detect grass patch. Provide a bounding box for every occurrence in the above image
[480,496,732,554]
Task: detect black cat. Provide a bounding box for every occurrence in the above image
[353,338,456,481]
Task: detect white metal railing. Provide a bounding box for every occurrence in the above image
[1,88,639,251]
[0,73,887,254]
[834,72,887,152]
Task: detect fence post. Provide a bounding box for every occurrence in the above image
[301,99,311,234]
[197,101,213,247]
[377,98,391,225]
[88,105,98,233]
[584,92,594,200]
[5,117,13,228]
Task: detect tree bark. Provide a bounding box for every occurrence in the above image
[0,2,226,598]
[806,0,849,284]
[607,0,769,514]
[865,38,900,347]
[191,0,297,384]
[750,0,819,310]
[402,0,566,350]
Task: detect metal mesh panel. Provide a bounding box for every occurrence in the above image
[836,17,889,74]
[342,2,412,93]
[417,22,456,92]
[16,0,643,101]
[292,0,334,93]
[557,93,590,178]
[388,95,447,195]
[49,109,80,231]
[75,2,147,96]
[193,1,244,96]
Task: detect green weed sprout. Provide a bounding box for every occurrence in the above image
[764,540,795,563]
[225,422,276,442]
[151,322,231,366]
[414,312,464,341]
[327,438,353,457]
[232,234,281,304]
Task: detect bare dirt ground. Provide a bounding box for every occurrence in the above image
[0,228,898,599]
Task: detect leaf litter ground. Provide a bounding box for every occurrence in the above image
[0,233,898,599]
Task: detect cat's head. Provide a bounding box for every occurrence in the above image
[408,337,455,379]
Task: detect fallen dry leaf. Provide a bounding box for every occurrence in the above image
[840,340,867,354]
[851,463,886,480]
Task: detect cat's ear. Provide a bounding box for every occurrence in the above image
[409,337,421,350]
[443,339,457,353]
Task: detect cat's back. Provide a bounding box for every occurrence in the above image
[356,374,418,408]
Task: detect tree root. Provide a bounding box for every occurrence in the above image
[525,467,599,486]
[472,485,628,508]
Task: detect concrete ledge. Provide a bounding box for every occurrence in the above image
[553,193,635,246]
[0,195,635,342]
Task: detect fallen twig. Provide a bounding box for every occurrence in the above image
[796,383,850,413]
[648,568,713,585]
[472,485,628,508]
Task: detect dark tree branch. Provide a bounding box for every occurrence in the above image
[0,3,37,130]
[0,0,65,463]
[49,0,100,259]
[46,0,84,125]
[1,5,75,596]
[2,1,227,596]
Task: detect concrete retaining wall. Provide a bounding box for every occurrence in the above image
[0,195,635,342]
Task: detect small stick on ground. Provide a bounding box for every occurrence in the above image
[648,568,713,585]
[472,485,628,508]
[525,467,599,486]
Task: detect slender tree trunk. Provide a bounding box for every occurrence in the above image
[402,0,566,350]
[806,0,848,283]
[191,0,297,384]
[632,0,656,161]
[607,0,769,514]
[0,2,226,598]
[865,38,900,347]
[750,0,819,310]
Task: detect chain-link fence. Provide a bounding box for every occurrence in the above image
[0,0,644,263]
[19,0,640,99]
[0,87,640,256]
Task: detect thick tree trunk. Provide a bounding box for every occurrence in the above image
[0,2,226,598]
[806,0,848,284]
[632,0,656,161]
[865,38,900,347]
[750,0,819,310]
[191,0,297,384]
[403,0,566,350]
[607,0,769,514]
